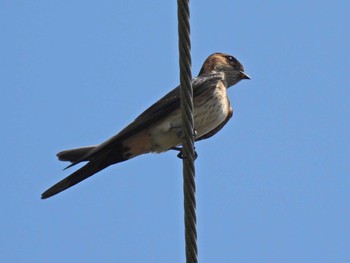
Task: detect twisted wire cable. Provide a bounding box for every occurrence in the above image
[177,0,197,262]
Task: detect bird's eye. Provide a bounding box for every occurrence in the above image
[226,56,235,62]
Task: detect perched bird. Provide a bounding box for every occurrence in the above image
[41,53,250,199]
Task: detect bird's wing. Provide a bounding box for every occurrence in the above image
[42,73,224,198]
[118,72,223,138]
[65,73,223,167]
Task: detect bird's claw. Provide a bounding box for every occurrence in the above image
[170,146,198,160]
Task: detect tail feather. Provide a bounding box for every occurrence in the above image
[57,146,96,162]
[41,157,111,199]
[42,141,130,199]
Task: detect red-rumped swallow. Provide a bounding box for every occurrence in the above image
[41,53,250,199]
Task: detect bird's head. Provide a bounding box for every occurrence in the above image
[199,53,250,87]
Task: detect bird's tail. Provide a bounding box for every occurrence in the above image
[57,146,96,163]
[41,156,112,199]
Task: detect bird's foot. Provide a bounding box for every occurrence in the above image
[170,146,198,160]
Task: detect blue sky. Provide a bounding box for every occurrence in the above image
[1,1,349,262]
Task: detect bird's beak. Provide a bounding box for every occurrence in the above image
[240,71,251,80]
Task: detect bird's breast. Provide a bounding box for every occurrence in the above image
[193,84,230,138]
[149,82,230,152]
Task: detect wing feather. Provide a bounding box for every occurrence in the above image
[67,73,223,167]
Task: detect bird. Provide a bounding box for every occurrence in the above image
[41,52,250,199]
